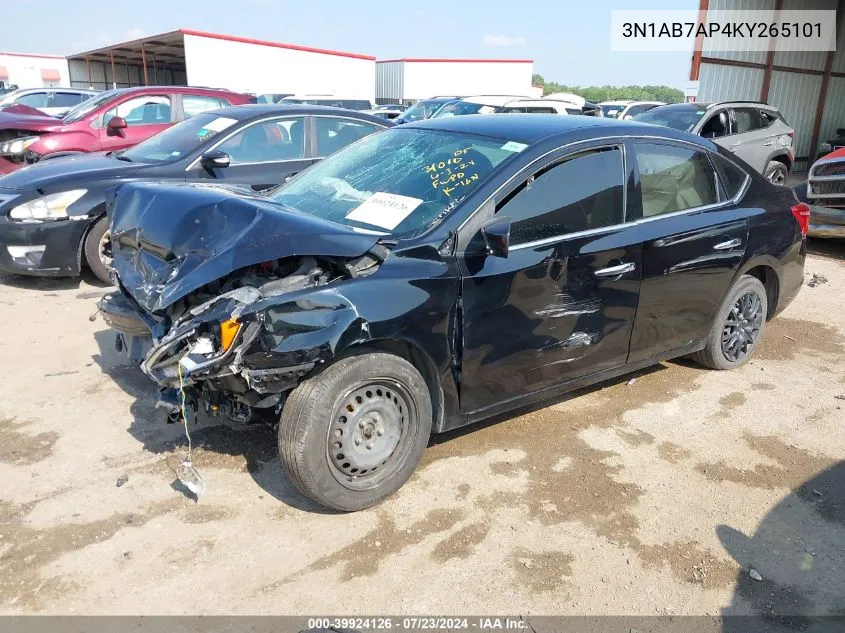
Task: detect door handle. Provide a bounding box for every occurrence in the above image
[713,238,742,250]
[595,262,636,278]
[762,141,774,146]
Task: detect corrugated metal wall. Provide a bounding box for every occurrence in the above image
[702,0,771,65]
[697,65,764,102]
[375,61,403,103]
[819,76,845,148]
[768,71,822,162]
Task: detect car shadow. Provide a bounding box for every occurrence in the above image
[0,269,112,291]
[807,237,845,263]
[91,328,336,514]
[718,461,845,632]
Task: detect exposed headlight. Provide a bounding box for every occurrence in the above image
[0,136,39,155]
[9,189,88,221]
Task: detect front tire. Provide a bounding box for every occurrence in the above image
[692,275,768,370]
[278,352,432,512]
[83,217,112,284]
[764,160,788,185]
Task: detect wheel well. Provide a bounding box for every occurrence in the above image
[79,211,106,270]
[745,265,779,320]
[770,153,792,171]
[343,339,444,434]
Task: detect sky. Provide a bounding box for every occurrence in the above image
[1,0,696,88]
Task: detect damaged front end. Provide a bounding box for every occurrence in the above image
[98,182,386,424]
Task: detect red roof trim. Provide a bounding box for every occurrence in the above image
[0,51,65,60]
[180,29,376,61]
[377,58,533,64]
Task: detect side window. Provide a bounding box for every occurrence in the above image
[16,92,49,108]
[732,108,763,134]
[700,110,729,138]
[526,107,556,113]
[497,147,625,245]
[217,117,305,164]
[315,118,382,156]
[711,153,749,199]
[182,95,225,119]
[53,92,86,108]
[566,108,582,115]
[104,95,171,126]
[759,110,778,128]
[635,142,718,217]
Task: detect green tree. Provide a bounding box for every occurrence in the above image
[541,82,683,104]
[532,73,545,86]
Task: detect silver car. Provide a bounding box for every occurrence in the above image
[635,101,795,184]
[0,87,99,118]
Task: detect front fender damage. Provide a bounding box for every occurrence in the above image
[101,254,380,423]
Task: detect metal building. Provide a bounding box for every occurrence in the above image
[66,29,377,102]
[376,58,534,104]
[0,52,69,90]
[691,0,845,170]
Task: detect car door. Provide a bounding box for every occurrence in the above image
[97,94,174,151]
[725,107,769,173]
[627,139,750,363]
[189,116,311,192]
[458,141,642,414]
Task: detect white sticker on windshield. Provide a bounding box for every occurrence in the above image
[345,192,423,230]
[501,141,528,153]
[202,117,238,133]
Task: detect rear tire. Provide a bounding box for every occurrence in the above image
[763,160,788,185]
[692,275,768,370]
[278,352,432,512]
[83,217,112,285]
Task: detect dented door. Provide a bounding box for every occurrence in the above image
[458,142,642,414]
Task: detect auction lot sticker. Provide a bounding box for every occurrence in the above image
[346,192,423,230]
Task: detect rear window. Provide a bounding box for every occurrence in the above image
[711,154,749,199]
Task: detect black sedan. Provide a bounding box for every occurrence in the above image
[99,114,807,511]
[0,105,391,282]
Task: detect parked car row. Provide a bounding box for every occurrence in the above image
[0,87,810,512]
[0,87,100,118]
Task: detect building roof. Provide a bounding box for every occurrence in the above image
[377,58,533,64]
[66,29,376,73]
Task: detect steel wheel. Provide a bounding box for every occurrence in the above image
[327,379,417,491]
[721,290,763,362]
[98,228,113,271]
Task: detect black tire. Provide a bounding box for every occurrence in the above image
[83,216,112,284]
[692,275,768,370]
[763,160,788,186]
[279,352,432,512]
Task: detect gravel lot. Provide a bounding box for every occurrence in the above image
[0,240,843,617]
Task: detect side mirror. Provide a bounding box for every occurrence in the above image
[480,216,511,258]
[200,150,231,170]
[106,116,127,136]
[819,142,833,157]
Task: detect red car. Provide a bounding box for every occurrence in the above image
[0,86,254,174]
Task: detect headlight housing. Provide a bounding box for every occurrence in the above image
[9,189,88,221]
[0,136,39,156]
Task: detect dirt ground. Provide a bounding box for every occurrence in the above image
[0,240,843,617]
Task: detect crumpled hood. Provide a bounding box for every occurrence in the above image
[0,110,66,131]
[109,182,380,314]
[0,153,141,190]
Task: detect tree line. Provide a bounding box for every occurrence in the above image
[532,74,684,104]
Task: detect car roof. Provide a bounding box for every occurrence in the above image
[212,103,393,125]
[404,113,700,144]
[101,85,244,97]
[462,95,533,106]
[599,100,634,106]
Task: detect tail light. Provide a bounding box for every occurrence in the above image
[791,202,810,236]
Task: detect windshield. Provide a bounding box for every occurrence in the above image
[61,90,118,123]
[600,104,625,118]
[634,104,706,132]
[121,112,240,163]
[431,101,501,118]
[268,128,526,237]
